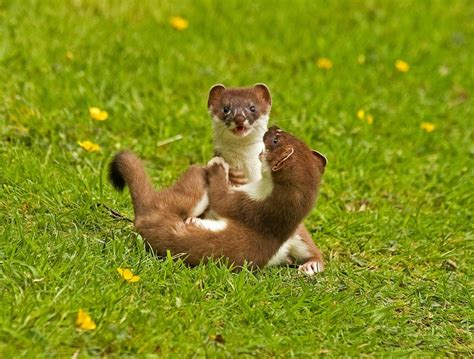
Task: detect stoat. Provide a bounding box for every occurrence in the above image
[109,127,326,269]
[205,84,326,275]
[208,84,270,183]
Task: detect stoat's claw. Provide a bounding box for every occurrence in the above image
[298,260,324,276]
[229,169,248,186]
[185,217,199,225]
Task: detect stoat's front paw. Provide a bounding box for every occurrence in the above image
[229,169,248,186]
[207,157,230,178]
[207,156,229,170]
[298,260,324,276]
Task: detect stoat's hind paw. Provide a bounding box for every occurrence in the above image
[298,260,324,276]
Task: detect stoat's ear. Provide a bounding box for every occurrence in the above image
[208,84,226,109]
[312,150,327,169]
[253,83,272,107]
[272,147,294,172]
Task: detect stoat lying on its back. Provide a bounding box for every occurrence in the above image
[203,84,326,275]
[109,127,326,269]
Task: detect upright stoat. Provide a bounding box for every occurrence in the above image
[109,127,326,269]
[202,84,326,275]
[208,84,270,183]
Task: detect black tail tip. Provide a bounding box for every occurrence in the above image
[109,153,126,191]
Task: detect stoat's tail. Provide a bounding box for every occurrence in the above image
[109,151,156,216]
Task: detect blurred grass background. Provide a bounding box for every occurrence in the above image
[0,0,473,356]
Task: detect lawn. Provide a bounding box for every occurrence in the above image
[1,0,473,357]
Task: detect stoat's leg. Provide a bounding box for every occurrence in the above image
[188,192,209,219]
[207,156,229,181]
[166,165,209,218]
[289,224,324,276]
[188,157,233,219]
[207,157,254,222]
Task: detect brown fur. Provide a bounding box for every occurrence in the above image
[208,83,272,127]
[207,84,326,271]
[110,128,325,268]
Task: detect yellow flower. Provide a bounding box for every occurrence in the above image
[357,109,373,124]
[117,268,140,283]
[357,54,366,64]
[170,16,189,31]
[78,140,101,152]
[76,309,96,330]
[317,58,333,70]
[420,122,435,132]
[65,51,74,61]
[89,107,108,121]
[395,59,410,72]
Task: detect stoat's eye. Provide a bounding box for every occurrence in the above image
[249,105,256,112]
[223,106,230,114]
[272,137,278,145]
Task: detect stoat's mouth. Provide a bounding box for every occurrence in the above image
[232,125,249,137]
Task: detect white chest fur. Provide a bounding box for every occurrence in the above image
[212,114,268,182]
[234,170,273,201]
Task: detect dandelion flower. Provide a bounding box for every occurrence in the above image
[395,59,410,72]
[117,268,140,283]
[89,107,108,121]
[420,122,435,132]
[76,309,96,330]
[170,16,189,31]
[357,54,366,64]
[78,140,100,152]
[317,58,333,70]
[65,51,74,61]
[357,109,374,124]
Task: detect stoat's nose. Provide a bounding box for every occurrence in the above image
[234,114,246,127]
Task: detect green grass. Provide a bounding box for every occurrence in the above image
[1,0,473,356]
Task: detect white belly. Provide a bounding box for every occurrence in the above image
[217,144,264,182]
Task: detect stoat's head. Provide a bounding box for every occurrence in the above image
[208,84,271,138]
[260,126,327,180]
